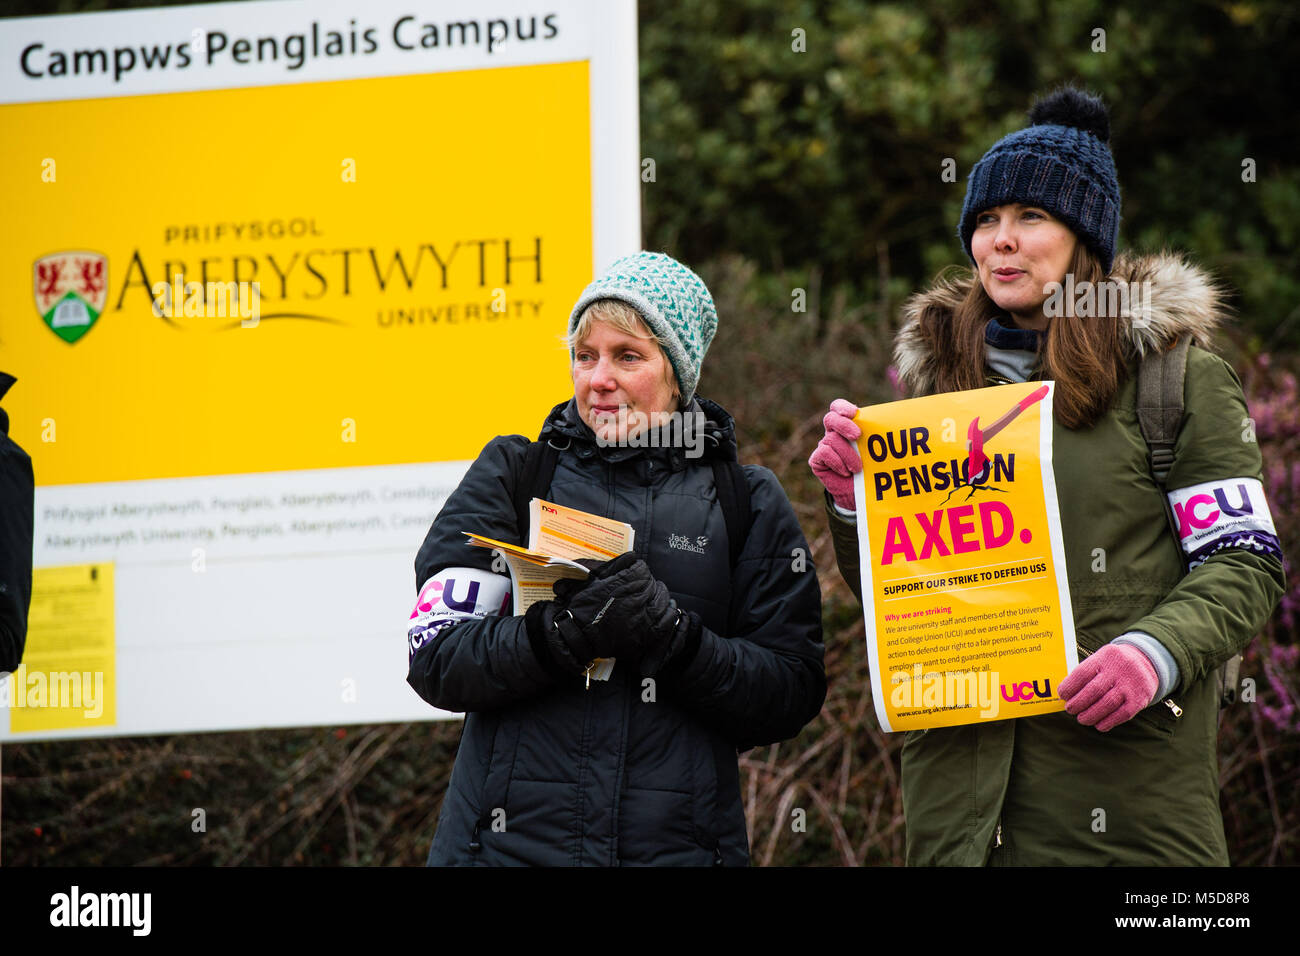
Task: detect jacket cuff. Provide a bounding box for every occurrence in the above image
[670,622,731,697]
[654,610,704,682]
[524,600,576,681]
[824,489,856,523]
[1112,631,1180,701]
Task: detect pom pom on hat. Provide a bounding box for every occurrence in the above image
[1028,87,1111,143]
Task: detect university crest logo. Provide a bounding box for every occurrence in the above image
[34,251,108,343]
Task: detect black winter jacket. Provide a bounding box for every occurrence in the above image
[0,373,34,674]
[407,397,825,865]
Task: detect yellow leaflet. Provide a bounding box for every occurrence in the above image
[7,564,116,733]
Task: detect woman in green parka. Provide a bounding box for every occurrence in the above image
[809,87,1286,865]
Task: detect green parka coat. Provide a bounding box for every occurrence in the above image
[828,253,1285,865]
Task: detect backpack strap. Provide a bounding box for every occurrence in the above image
[711,457,753,637]
[711,459,752,570]
[512,437,565,547]
[1137,334,1192,579]
[1136,334,1191,491]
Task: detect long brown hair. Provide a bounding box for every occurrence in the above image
[923,244,1128,429]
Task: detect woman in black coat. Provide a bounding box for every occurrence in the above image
[0,372,34,675]
[407,252,826,866]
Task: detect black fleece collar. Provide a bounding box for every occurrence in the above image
[537,395,738,468]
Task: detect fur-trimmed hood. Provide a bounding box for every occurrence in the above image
[894,251,1224,395]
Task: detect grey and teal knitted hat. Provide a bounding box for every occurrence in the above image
[568,251,718,403]
[959,87,1121,273]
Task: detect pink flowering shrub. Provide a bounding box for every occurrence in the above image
[1241,354,1299,733]
[1214,352,1300,865]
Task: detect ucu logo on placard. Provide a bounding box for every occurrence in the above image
[409,577,482,619]
[1000,679,1052,703]
[1173,484,1253,539]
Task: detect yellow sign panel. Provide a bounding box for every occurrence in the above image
[854,382,1077,732]
[2,61,590,486]
[6,563,116,734]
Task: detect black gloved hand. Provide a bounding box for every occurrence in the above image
[557,554,693,675]
[601,572,677,667]
[524,597,601,678]
[562,555,663,656]
[551,552,640,604]
[524,552,655,677]
[640,606,704,679]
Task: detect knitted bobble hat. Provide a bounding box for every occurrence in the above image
[568,251,718,403]
[958,87,1121,273]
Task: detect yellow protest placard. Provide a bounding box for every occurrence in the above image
[851,382,1078,732]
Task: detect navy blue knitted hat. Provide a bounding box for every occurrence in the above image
[958,88,1121,273]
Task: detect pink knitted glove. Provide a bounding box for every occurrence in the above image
[1058,643,1159,732]
[809,399,863,511]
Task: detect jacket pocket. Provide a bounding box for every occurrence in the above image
[1132,694,1181,736]
[465,712,520,859]
[479,713,520,815]
[622,716,729,864]
[903,728,929,748]
[618,786,708,864]
[703,724,740,848]
[1074,634,1178,738]
[477,712,502,812]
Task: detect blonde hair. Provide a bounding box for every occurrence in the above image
[567,299,681,407]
